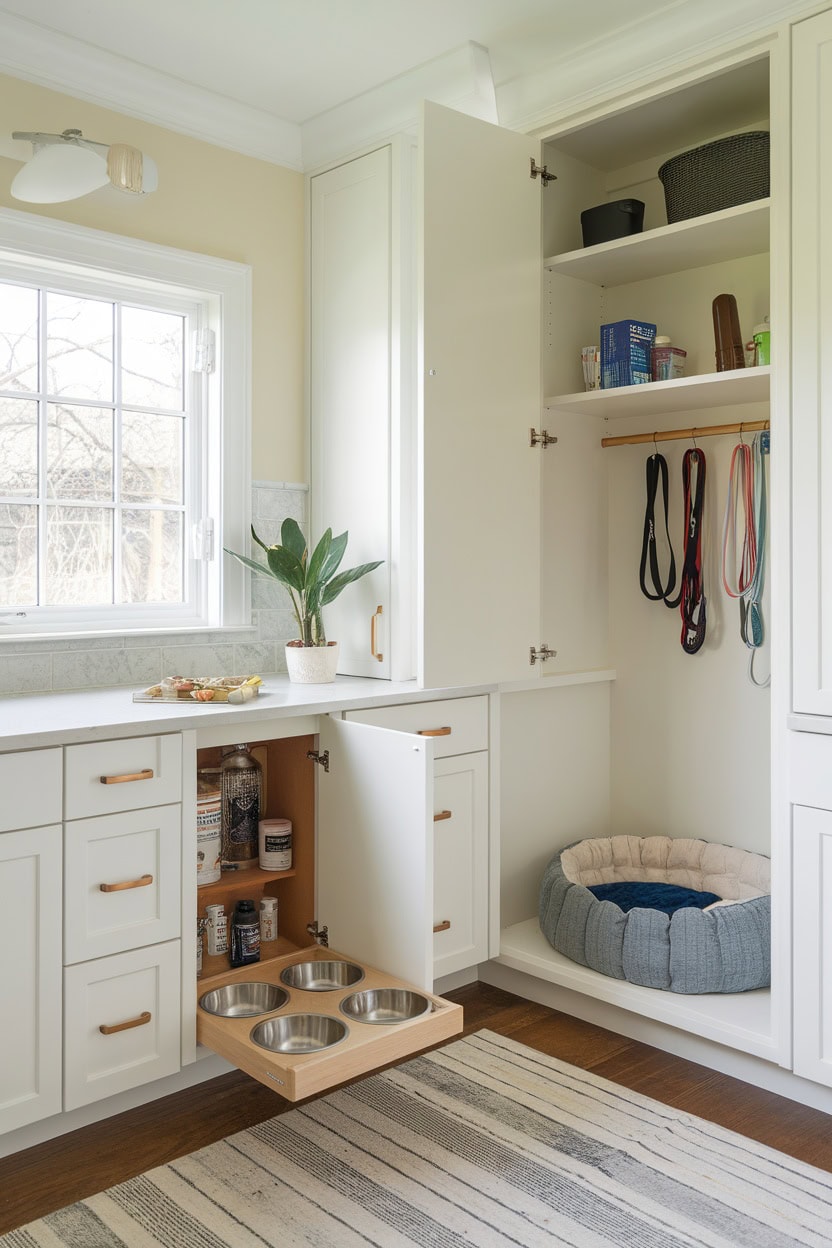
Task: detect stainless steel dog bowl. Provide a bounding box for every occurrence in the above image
[340,988,432,1025]
[251,1013,348,1054]
[198,982,289,1018]
[280,960,364,992]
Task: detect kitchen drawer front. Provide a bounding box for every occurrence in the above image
[64,734,182,819]
[344,695,488,758]
[433,753,489,978]
[0,748,61,833]
[64,805,182,964]
[197,948,463,1102]
[64,940,181,1110]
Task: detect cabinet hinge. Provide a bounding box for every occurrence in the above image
[530,644,557,665]
[530,158,556,186]
[530,427,558,449]
[307,920,329,947]
[306,749,330,772]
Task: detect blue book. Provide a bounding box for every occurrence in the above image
[601,319,656,388]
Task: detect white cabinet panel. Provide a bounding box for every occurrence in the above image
[65,735,182,819]
[64,940,181,1110]
[345,695,488,757]
[0,825,62,1134]
[0,749,61,833]
[793,805,832,1086]
[421,101,542,687]
[64,805,182,964]
[433,753,489,978]
[317,716,434,990]
[792,10,832,713]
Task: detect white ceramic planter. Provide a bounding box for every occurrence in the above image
[285,641,340,684]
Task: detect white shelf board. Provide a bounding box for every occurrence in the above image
[544,200,770,288]
[544,366,770,418]
[497,919,774,1060]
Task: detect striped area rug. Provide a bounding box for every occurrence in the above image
[4,1030,832,1248]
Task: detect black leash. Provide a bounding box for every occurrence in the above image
[639,452,678,603]
[666,448,707,655]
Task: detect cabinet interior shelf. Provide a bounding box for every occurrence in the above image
[198,865,296,909]
[544,199,770,287]
[497,919,774,1059]
[544,366,770,418]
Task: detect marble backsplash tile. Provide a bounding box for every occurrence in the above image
[0,483,307,696]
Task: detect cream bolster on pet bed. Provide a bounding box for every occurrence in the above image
[538,835,771,994]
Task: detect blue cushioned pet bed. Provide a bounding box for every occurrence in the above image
[539,835,771,994]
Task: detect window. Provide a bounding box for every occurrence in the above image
[0,210,250,637]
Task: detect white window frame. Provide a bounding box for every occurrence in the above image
[0,207,251,639]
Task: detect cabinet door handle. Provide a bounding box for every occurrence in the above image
[370,605,384,662]
[419,727,451,737]
[99,768,154,785]
[433,810,452,822]
[433,920,451,933]
[99,873,154,893]
[99,1010,152,1035]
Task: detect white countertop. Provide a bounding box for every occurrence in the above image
[0,675,497,750]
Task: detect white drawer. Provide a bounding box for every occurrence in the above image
[64,734,182,819]
[64,805,182,964]
[345,695,488,758]
[432,753,489,977]
[63,940,181,1110]
[0,748,61,833]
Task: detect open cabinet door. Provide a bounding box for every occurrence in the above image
[316,716,434,990]
[421,101,542,687]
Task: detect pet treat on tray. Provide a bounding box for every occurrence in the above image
[134,675,262,704]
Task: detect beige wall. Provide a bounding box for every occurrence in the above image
[0,73,305,482]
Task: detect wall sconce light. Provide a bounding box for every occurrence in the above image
[10,128,158,204]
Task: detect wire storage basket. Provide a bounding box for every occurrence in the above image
[658,131,770,224]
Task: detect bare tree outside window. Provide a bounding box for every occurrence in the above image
[0,280,186,611]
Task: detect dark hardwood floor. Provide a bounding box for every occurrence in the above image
[1,982,831,1236]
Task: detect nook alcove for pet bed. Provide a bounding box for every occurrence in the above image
[538,835,771,994]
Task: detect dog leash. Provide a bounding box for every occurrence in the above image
[666,448,707,654]
[639,452,678,603]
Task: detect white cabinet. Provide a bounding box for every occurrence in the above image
[0,748,61,833]
[792,804,832,1087]
[343,695,490,979]
[310,144,414,681]
[64,734,182,818]
[64,940,181,1110]
[792,9,832,715]
[0,822,62,1134]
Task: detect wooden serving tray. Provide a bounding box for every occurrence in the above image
[196,946,462,1101]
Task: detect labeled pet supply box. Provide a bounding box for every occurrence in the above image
[658,131,770,224]
[580,198,645,247]
[601,319,656,389]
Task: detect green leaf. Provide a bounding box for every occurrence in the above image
[319,530,348,585]
[250,525,271,554]
[280,517,307,563]
[321,561,383,605]
[223,548,274,578]
[266,545,305,592]
[306,528,332,590]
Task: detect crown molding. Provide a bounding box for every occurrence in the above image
[496,0,818,136]
[0,10,302,170]
[301,42,497,173]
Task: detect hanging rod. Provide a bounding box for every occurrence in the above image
[601,419,769,449]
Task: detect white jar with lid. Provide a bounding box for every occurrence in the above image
[260,896,278,944]
[259,818,292,871]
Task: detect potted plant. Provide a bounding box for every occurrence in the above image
[225,519,382,683]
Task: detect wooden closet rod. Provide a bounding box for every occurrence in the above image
[601,419,769,449]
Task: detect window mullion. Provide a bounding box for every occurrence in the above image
[112,301,122,606]
[37,287,47,607]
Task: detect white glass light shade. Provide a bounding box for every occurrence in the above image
[11,142,109,204]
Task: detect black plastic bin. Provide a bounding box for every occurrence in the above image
[580,199,645,247]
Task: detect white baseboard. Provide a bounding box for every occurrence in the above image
[479,961,832,1115]
[434,966,480,995]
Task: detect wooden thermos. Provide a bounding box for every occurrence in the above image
[712,293,746,371]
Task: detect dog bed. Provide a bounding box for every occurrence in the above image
[538,835,770,993]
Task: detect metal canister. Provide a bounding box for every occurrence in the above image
[196,770,222,886]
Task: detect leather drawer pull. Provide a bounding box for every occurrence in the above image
[99,1011,152,1036]
[100,873,154,893]
[100,768,154,785]
[433,810,452,822]
[433,920,451,933]
[418,727,452,737]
